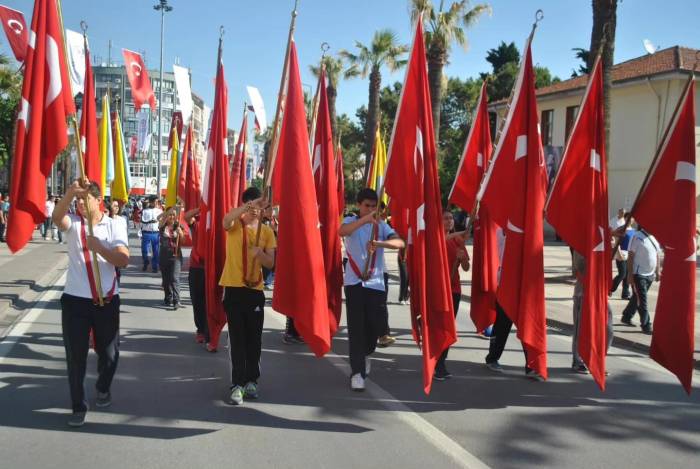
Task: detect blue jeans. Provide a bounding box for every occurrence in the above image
[141,231,160,270]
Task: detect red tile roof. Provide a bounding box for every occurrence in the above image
[538,46,699,97]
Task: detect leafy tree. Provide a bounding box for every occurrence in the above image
[0,52,21,189]
[340,30,408,177]
[571,47,591,77]
[310,54,356,144]
[410,0,490,146]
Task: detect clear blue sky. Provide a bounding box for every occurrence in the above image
[2,0,699,130]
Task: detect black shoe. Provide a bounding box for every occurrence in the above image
[172,302,182,310]
[163,299,171,306]
[621,294,631,300]
[96,391,112,408]
[152,267,158,273]
[434,369,452,381]
[641,326,653,335]
[620,317,634,326]
[572,363,589,374]
[142,264,148,271]
[68,411,87,427]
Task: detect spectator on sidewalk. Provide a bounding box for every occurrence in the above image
[0,193,6,242]
[571,251,614,374]
[621,227,661,334]
[52,179,129,427]
[610,213,634,300]
[219,187,276,405]
[434,209,470,381]
[158,207,184,310]
[140,196,162,272]
[397,248,409,304]
[107,200,128,284]
[340,188,405,392]
[185,207,209,346]
[42,196,55,240]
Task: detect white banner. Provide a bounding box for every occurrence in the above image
[173,64,193,125]
[136,109,150,152]
[65,29,86,97]
[246,86,267,133]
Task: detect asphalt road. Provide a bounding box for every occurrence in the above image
[1,242,698,469]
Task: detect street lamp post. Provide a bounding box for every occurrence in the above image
[154,0,172,197]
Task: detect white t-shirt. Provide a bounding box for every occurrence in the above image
[141,207,163,232]
[628,231,660,277]
[45,200,55,217]
[62,214,129,299]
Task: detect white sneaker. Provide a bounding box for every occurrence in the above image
[350,373,365,391]
[365,356,371,376]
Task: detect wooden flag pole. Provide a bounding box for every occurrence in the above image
[308,42,330,155]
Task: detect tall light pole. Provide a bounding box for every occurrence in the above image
[154,0,172,197]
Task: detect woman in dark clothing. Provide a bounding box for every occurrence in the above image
[158,208,184,310]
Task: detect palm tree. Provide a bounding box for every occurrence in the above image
[310,54,355,145]
[588,0,617,168]
[340,29,408,177]
[411,0,490,146]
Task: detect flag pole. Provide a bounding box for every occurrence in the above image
[60,14,105,305]
[361,112,386,279]
[309,42,330,155]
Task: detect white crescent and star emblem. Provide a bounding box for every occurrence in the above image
[130,61,142,77]
[7,19,23,35]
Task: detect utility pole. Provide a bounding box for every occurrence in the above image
[154,0,173,197]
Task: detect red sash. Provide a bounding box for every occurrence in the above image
[80,219,117,305]
[347,220,379,281]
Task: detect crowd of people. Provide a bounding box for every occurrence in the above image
[2,179,664,427]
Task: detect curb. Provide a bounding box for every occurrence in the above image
[0,256,69,340]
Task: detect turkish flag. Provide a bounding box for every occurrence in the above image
[177,126,201,212]
[196,47,232,350]
[448,82,498,333]
[7,0,75,253]
[312,68,343,333]
[634,78,696,394]
[477,35,548,378]
[384,18,456,394]
[546,58,610,389]
[79,39,101,188]
[230,109,248,207]
[272,41,331,357]
[0,5,28,62]
[335,141,345,217]
[122,49,156,112]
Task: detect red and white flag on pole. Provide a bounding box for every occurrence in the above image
[122,49,156,112]
[633,77,696,394]
[448,82,498,333]
[196,42,231,350]
[0,5,28,62]
[312,67,343,332]
[230,108,248,207]
[7,0,75,253]
[546,57,610,389]
[476,34,548,378]
[384,17,456,393]
[79,36,100,188]
[272,41,332,357]
[177,125,201,212]
[335,141,345,217]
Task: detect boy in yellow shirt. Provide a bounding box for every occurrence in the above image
[219,187,276,405]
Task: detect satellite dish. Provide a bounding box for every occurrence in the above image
[643,39,659,55]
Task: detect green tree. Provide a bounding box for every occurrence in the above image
[340,29,408,177]
[0,52,21,189]
[335,113,365,205]
[411,0,490,146]
[571,47,591,77]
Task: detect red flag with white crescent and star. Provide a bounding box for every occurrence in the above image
[633,77,696,394]
[272,41,332,357]
[0,5,28,62]
[448,81,498,334]
[122,49,156,112]
[312,67,343,332]
[546,57,610,389]
[196,42,231,351]
[230,108,248,207]
[335,140,345,217]
[177,125,201,212]
[477,34,548,379]
[7,0,75,253]
[384,17,456,394]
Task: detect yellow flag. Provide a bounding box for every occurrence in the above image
[165,125,180,208]
[98,96,114,195]
[371,126,388,206]
[111,111,130,202]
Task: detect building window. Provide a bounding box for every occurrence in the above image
[565,105,579,141]
[540,109,554,146]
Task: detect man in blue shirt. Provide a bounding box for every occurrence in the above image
[339,188,405,391]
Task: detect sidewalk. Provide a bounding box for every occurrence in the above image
[0,233,69,338]
[384,243,700,369]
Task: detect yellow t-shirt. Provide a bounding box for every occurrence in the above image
[219,220,276,290]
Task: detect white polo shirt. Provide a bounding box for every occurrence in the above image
[62,214,129,299]
[628,230,660,277]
